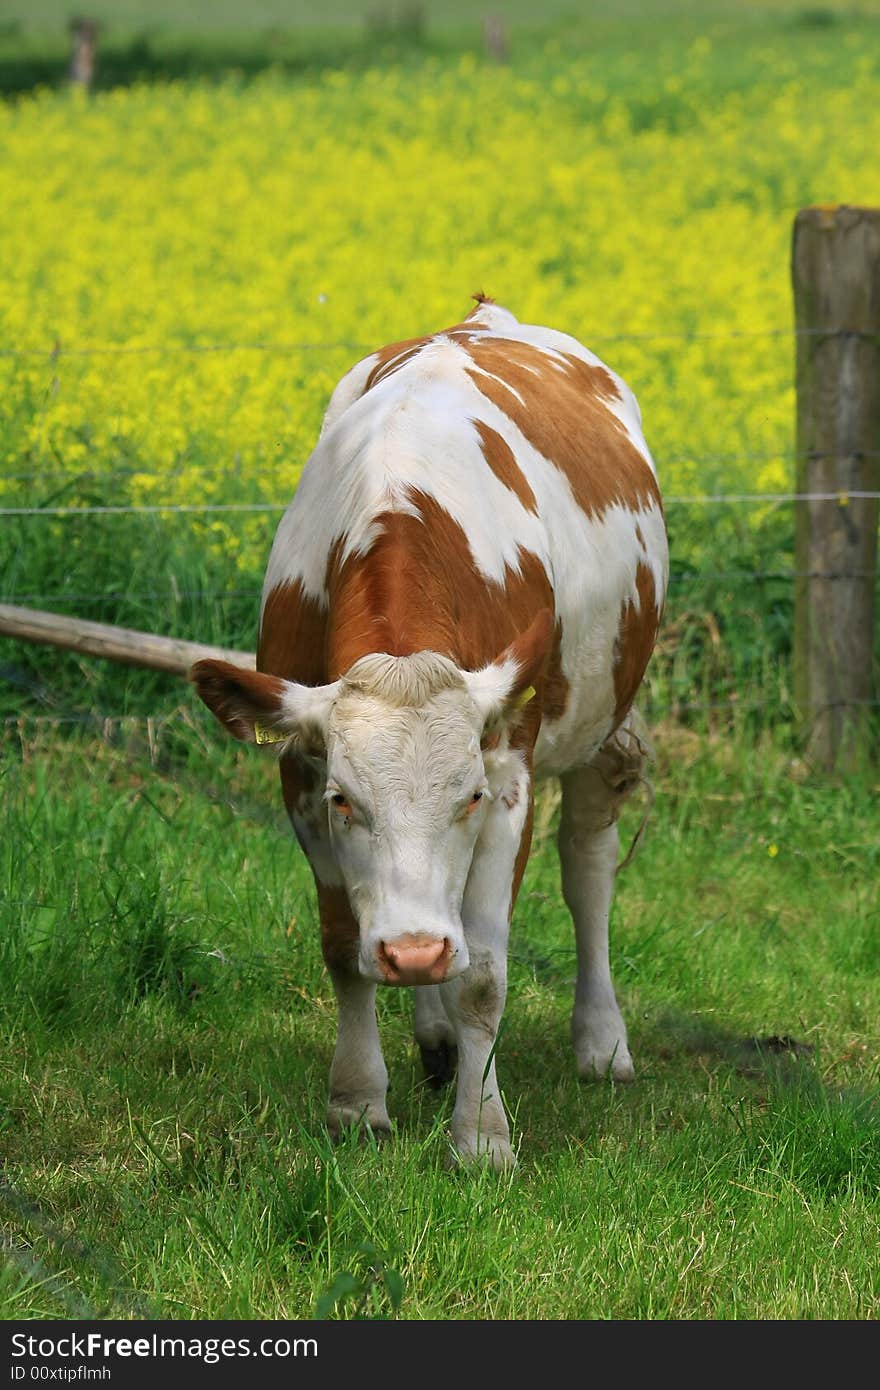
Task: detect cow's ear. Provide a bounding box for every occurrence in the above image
[190,659,338,747]
[463,608,554,728]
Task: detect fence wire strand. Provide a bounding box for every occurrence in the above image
[13,448,880,487]
[2,490,878,519]
[4,693,880,733]
[2,324,879,359]
[3,565,879,611]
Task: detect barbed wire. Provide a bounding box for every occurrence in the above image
[2,325,879,360]
[1,490,878,518]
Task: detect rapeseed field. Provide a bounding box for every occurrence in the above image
[1,10,879,714]
[3,29,879,512]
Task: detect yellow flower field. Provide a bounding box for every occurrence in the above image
[1,28,879,572]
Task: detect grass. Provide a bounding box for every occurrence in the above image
[1,719,878,1319]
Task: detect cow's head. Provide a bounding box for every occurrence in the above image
[191,609,552,988]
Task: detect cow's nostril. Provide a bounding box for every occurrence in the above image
[376,935,451,985]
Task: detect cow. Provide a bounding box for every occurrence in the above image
[191,298,668,1168]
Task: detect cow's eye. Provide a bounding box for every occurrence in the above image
[465,790,485,814]
[330,793,352,816]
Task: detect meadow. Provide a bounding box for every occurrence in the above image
[1,0,879,1319]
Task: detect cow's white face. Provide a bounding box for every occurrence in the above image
[324,682,489,984]
[190,609,552,987]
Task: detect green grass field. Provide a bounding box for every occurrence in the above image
[1,0,879,1321]
[2,722,878,1318]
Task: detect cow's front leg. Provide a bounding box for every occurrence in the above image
[317,887,391,1139]
[282,758,390,1139]
[440,755,533,1169]
[440,939,510,1167]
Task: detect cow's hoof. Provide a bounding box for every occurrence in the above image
[576,1045,635,1083]
[327,1099,392,1142]
[420,1039,458,1089]
[449,1133,516,1171]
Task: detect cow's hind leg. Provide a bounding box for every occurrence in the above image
[414,986,458,1088]
[558,718,648,1083]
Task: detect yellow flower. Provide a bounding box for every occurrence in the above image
[0,49,877,585]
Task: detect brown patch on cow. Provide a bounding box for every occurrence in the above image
[363,335,431,393]
[433,315,493,342]
[302,766,320,799]
[190,659,286,741]
[613,562,661,724]
[316,882,361,977]
[471,292,495,307]
[502,608,554,697]
[281,754,317,798]
[279,754,322,835]
[543,619,569,722]
[462,339,661,520]
[360,317,488,398]
[474,419,538,514]
[280,758,360,975]
[359,308,508,402]
[260,499,558,740]
[562,353,622,403]
[443,327,485,343]
[325,491,554,754]
[635,523,646,550]
[262,587,329,857]
[259,579,327,686]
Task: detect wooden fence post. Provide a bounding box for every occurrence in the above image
[69,17,100,90]
[791,204,880,770]
[483,15,509,63]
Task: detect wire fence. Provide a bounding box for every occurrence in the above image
[11,447,880,488]
[2,322,878,731]
[2,564,878,611]
[3,692,879,736]
[1,490,879,518]
[2,323,879,359]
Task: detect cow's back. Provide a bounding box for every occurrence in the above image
[259,302,668,776]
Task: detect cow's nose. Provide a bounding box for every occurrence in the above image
[376,935,451,986]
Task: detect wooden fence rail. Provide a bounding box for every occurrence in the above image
[0,603,255,678]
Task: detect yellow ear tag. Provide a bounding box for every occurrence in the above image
[513,685,536,710]
[254,721,286,746]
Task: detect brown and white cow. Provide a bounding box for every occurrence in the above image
[192,298,668,1167]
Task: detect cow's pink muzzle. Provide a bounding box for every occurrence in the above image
[376,934,452,986]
